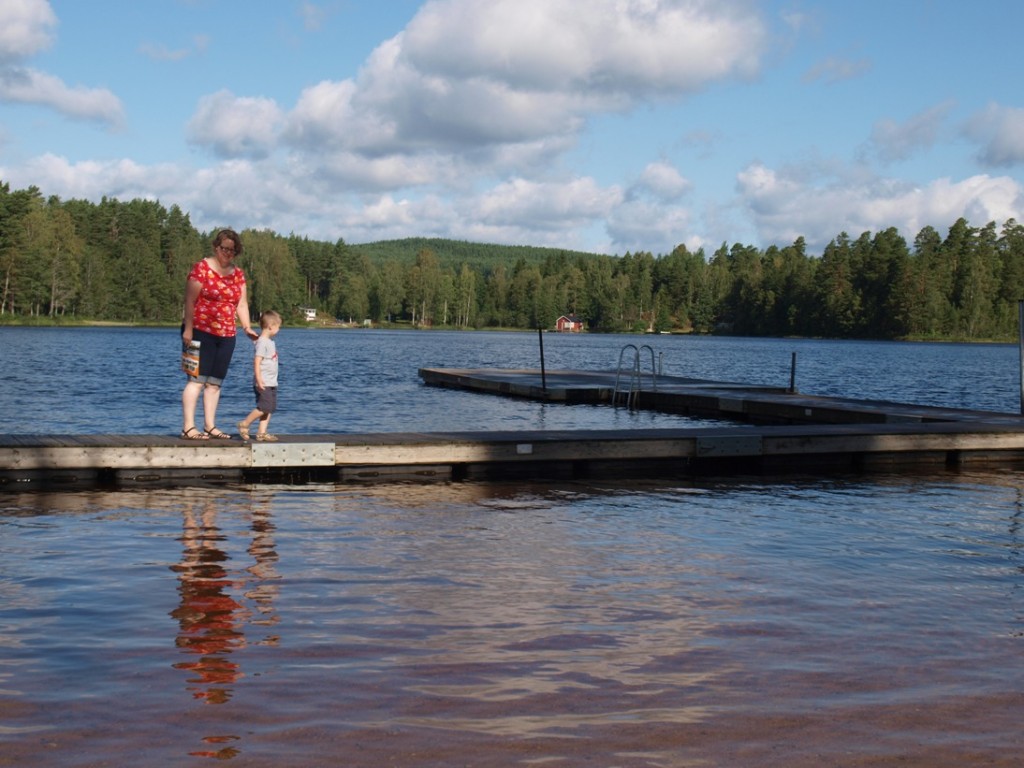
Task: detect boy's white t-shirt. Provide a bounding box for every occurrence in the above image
[254,336,279,387]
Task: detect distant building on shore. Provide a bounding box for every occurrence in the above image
[555,314,584,332]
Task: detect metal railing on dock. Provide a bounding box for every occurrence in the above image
[613,344,660,409]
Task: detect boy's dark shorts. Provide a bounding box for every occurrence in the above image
[254,386,277,415]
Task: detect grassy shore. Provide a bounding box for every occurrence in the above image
[0,315,1019,343]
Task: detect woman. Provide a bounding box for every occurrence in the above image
[180,229,259,439]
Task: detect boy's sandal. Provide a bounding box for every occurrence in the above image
[236,421,250,441]
[180,427,209,440]
[255,433,278,442]
[204,427,233,440]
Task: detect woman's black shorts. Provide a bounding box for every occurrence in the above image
[191,328,236,386]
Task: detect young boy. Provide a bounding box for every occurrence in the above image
[237,310,281,442]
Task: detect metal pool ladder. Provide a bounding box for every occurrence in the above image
[613,344,659,409]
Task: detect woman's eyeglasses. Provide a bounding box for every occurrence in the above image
[217,245,237,255]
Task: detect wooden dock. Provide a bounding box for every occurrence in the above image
[418,367,1024,425]
[3,367,1024,489]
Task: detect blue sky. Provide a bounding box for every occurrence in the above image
[1,0,1022,256]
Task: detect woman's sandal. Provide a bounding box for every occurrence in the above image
[204,426,233,440]
[180,426,209,440]
[255,433,278,442]
[236,421,250,441]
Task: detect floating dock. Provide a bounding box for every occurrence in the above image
[417,367,1024,424]
[3,368,1024,489]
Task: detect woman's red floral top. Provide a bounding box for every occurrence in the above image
[188,258,247,337]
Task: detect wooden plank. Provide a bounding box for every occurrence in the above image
[763,429,1024,456]
[0,444,250,471]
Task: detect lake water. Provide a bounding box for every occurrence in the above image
[1,328,1023,766]
[1,326,1021,434]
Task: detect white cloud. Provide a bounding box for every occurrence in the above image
[474,177,622,230]
[359,194,416,228]
[284,78,378,151]
[964,103,1024,168]
[185,160,326,232]
[866,101,954,164]
[10,0,907,256]
[187,90,285,159]
[0,67,124,126]
[404,0,764,96]
[632,161,691,201]
[315,150,465,191]
[0,0,123,127]
[0,0,56,62]
[737,162,1024,251]
[260,0,771,231]
[606,160,698,253]
[283,0,766,160]
[607,198,692,254]
[87,0,770,249]
[12,153,182,200]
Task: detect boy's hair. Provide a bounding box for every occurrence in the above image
[259,310,282,329]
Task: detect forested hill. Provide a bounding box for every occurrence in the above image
[351,237,603,269]
[3,181,1024,341]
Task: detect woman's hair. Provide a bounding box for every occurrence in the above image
[259,310,282,329]
[212,228,243,255]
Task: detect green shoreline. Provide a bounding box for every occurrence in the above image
[0,315,1016,344]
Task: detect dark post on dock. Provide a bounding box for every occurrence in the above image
[1018,300,1024,414]
[538,326,547,392]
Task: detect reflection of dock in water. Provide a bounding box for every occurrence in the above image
[4,367,1024,488]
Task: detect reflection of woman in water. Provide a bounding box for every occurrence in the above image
[170,502,246,705]
[170,496,281,708]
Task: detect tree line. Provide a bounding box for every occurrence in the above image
[2,181,1023,340]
